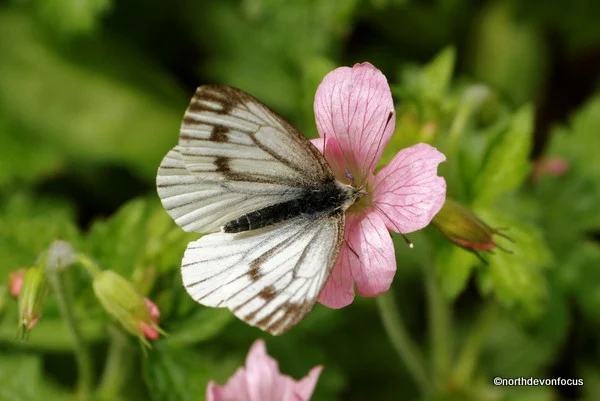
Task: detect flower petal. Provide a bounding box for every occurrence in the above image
[314,62,395,181]
[317,245,356,308]
[206,369,251,401]
[373,143,446,233]
[294,366,323,401]
[310,137,350,184]
[347,212,397,297]
[318,212,396,307]
[246,340,281,401]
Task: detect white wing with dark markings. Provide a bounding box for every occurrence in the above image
[182,215,344,335]
[157,85,346,335]
[157,85,332,234]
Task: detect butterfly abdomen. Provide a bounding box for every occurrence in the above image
[223,179,351,233]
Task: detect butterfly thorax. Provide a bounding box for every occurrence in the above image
[222,179,358,233]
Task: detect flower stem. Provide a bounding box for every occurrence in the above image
[376,290,430,394]
[77,253,101,278]
[97,325,131,400]
[424,264,451,386]
[47,270,93,401]
[454,303,497,385]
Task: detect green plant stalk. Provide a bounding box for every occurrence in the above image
[47,270,93,401]
[97,325,131,400]
[376,290,430,394]
[453,303,497,385]
[77,253,101,278]
[424,264,451,385]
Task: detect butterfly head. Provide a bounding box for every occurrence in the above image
[338,180,370,214]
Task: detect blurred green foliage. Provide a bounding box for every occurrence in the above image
[1,0,600,400]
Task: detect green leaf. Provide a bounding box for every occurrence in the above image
[436,243,480,300]
[185,0,359,136]
[0,353,70,400]
[474,208,552,318]
[416,46,456,103]
[472,105,533,207]
[469,0,547,104]
[0,312,105,351]
[0,112,63,187]
[0,193,80,277]
[558,241,600,322]
[538,95,600,240]
[502,387,554,401]
[580,365,600,401]
[482,290,568,378]
[31,0,113,36]
[0,10,186,181]
[85,198,195,280]
[143,344,215,401]
[165,307,233,348]
[0,354,41,401]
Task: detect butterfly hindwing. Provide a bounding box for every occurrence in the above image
[182,215,345,335]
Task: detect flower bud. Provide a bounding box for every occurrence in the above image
[9,269,26,298]
[92,270,163,344]
[18,267,49,332]
[140,298,161,340]
[532,157,569,182]
[432,199,511,252]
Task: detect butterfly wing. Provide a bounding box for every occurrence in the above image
[182,214,344,335]
[157,85,333,233]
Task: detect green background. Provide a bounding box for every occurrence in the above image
[1,0,600,400]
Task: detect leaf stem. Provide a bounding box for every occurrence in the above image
[97,325,131,400]
[47,270,93,401]
[77,253,101,278]
[424,264,451,386]
[454,303,497,385]
[376,290,430,394]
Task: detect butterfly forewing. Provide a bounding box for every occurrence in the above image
[157,85,346,334]
[157,86,334,233]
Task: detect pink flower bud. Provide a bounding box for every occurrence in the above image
[532,157,569,182]
[93,270,163,345]
[140,298,161,340]
[9,269,26,298]
[432,199,512,253]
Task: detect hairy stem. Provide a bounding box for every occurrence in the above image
[48,271,93,401]
[97,325,131,400]
[424,264,451,387]
[454,303,497,385]
[377,290,430,394]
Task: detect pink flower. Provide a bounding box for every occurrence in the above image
[139,297,161,341]
[207,340,322,401]
[312,63,447,308]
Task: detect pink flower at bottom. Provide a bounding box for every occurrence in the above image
[311,63,447,308]
[207,340,322,401]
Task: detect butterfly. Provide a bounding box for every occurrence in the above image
[157,85,365,335]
